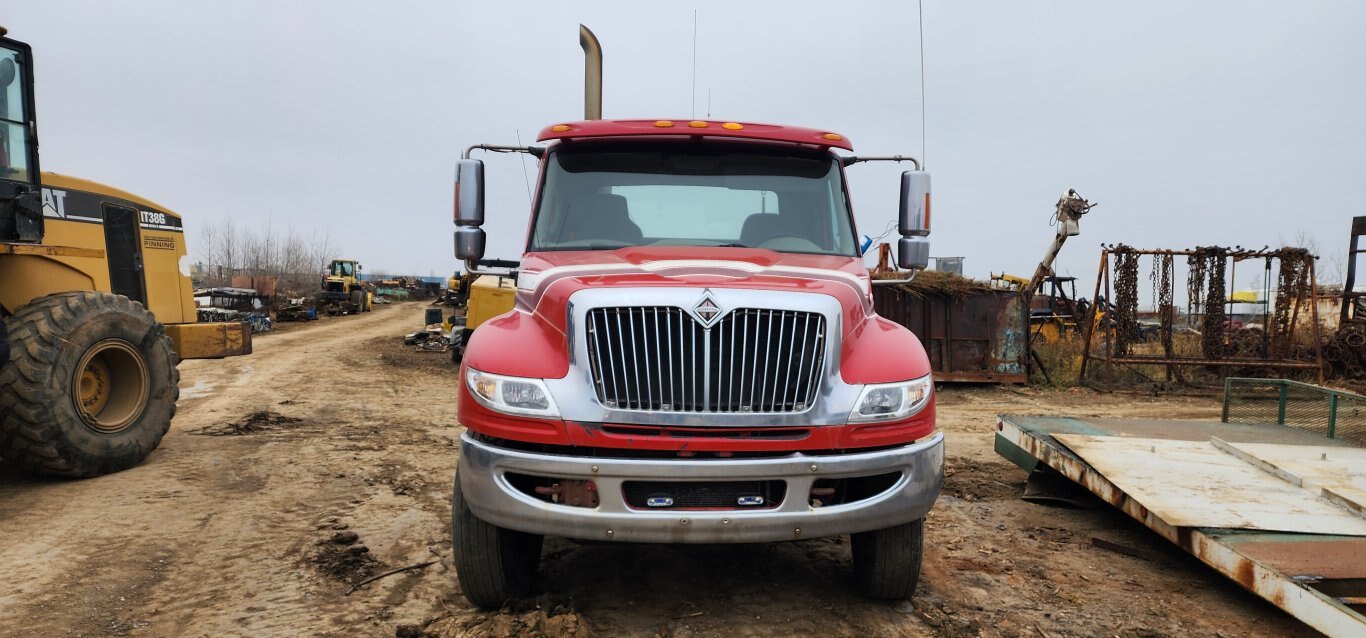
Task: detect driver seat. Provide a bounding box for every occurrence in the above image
[563,194,644,244]
[739,213,788,247]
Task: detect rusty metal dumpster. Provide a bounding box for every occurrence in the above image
[872,285,1029,383]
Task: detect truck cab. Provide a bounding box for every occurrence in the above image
[449,118,942,608]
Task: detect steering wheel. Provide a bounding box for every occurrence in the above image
[757,233,822,251]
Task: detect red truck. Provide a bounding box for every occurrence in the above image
[449,27,941,609]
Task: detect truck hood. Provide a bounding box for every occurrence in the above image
[516,246,874,328]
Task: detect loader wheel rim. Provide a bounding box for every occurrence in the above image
[73,339,150,433]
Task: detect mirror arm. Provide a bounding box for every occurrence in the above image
[842,155,921,171]
[463,258,520,278]
[463,144,545,160]
[871,272,919,286]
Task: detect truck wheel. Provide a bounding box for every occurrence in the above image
[851,518,924,599]
[0,292,178,477]
[451,465,542,609]
[349,289,365,313]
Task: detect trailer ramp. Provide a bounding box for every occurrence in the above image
[996,414,1366,638]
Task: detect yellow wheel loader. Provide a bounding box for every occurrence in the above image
[317,258,371,315]
[0,28,250,478]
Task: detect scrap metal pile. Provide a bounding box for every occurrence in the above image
[194,287,273,333]
[1323,322,1366,379]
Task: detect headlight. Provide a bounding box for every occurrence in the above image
[848,374,933,423]
[465,368,561,418]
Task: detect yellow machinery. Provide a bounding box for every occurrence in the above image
[992,272,1110,344]
[466,275,515,328]
[449,273,516,363]
[318,258,371,314]
[0,29,250,477]
[987,191,1101,345]
[440,270,465,306]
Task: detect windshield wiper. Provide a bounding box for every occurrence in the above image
[712,243,749,248]
[572,244,630,251]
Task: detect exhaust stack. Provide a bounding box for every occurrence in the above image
[579,24,602,120]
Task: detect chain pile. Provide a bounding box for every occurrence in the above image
[1111,245,1141,355]
[1272,248,1313,358]
[1158,254,1174,359]
[1186,251,1207,325]
[1198,247,1228,359]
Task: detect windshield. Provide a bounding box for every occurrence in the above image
[529,143,858,256]
[330,261,354,276]
[0,46,33,183]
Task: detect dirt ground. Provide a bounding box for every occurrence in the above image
[0,302,1323,637]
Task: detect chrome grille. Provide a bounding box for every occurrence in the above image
[585,306,826,413]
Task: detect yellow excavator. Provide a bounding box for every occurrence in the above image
[990,190,1101,344]
[0,27,250,477]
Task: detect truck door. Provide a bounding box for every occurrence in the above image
[102,203,146,304]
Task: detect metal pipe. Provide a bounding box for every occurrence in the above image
[842,155,921,171]
[580,25,603,120]
[1096,245,1292,259]
[1309,257,1325,384]
[1092,356,1321,369]
[871,271,919,286]
[462,144,539,160]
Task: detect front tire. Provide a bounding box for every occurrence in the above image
[851,518,925,599]
[0,292,179,477]
[451,465,542,609]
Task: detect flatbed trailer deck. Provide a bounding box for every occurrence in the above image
[995,414,1366,638]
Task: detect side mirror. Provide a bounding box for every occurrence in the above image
[898,171,930,236]
[897,171,932,270]
[455,227,487,261]
[453,159,486,261]
[454,159,485,227]
[898,236,930,271]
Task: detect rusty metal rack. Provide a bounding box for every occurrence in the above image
[1079,245,1324,385]
[996,414,1366,637]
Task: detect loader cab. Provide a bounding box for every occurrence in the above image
[328,260,360,279]
[0,31,42,243]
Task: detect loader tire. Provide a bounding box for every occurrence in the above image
[451,465,542,609]
[851,518,924,600]
[0,292,178,477]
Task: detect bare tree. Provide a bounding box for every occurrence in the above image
[190,219,340,295]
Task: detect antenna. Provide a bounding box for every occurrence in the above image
[515,129,532,203]
[691,10,698,119]
[918,0,927,167]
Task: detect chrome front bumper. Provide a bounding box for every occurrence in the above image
[457,432,944,543]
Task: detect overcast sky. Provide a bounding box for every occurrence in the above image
[5,1,1365,293]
